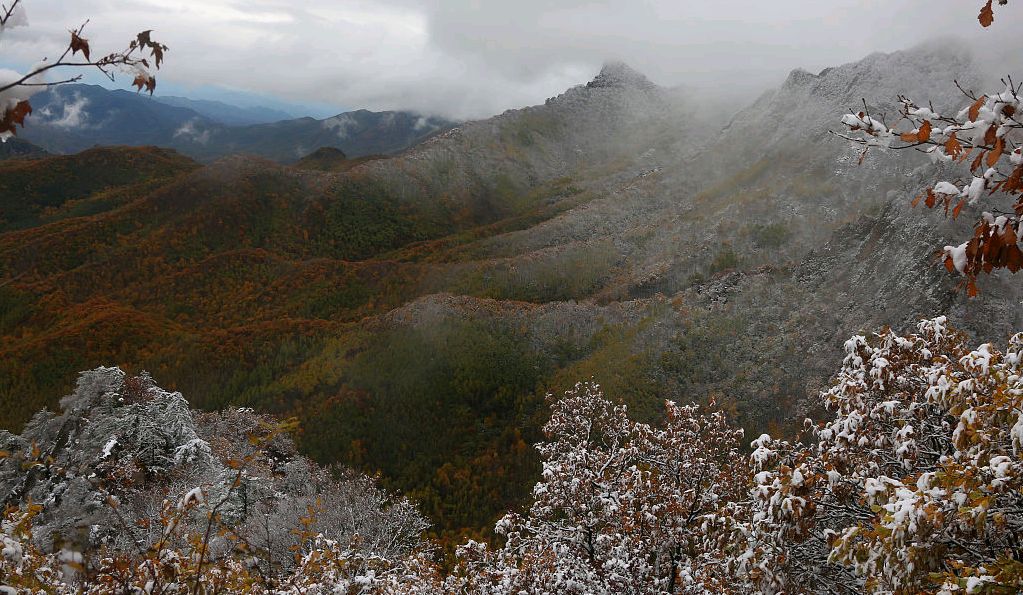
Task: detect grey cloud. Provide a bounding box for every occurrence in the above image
[2,1,1023,119]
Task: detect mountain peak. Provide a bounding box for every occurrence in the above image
[587,61,656,90]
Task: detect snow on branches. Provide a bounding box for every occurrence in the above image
[0,367,433,594]
[6,329,1023,594]
[838,76,1023,294]
[453,383,746,594]
[722,318,1023,594]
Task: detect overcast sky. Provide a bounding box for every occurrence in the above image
[2,0,1022,119]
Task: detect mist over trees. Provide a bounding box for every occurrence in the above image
[3,1,1023,594]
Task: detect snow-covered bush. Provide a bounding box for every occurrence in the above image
[723,318,1023,594]
[451,383,746,594]
[0,367,433,593]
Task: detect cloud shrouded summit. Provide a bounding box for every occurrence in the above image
[2,0,1022,119]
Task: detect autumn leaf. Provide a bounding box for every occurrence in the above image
[952,199,966,219]
[132,74,156,95]
[978,0,994,27]
[971,150,986,172]
[1006,244,1023,273]
[916,120,932,143]
[968,96,987,122]
[987,137,1004,167]
[10,100,31,125]
[0,100,33,135]
[945,133,962,158]
[70,31,90,61]
[1004,165,1023,194]
[984,125,998,146]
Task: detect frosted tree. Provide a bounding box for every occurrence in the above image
[453,383,746,594]
[721,318,1023,594]
[0,367,435,593]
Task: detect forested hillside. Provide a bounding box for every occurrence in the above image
[3,47,1022,548]
[17,84,455,162]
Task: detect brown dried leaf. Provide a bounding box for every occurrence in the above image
[945,132,962,158]
[1004,165,1023,194]
[953,199,966,219]
[979,0,994,27]
[984,125,998,146]
[1007,244,1023,273]
[987,137,1004,167]
[0,100,33,135]
[916,120,932,143]
[971,151,986,172]
[969,96,987,122]
[70,31,90,61]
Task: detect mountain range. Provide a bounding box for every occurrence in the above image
[13,84,455,162]
[2,46,1021,542]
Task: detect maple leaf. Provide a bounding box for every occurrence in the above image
[70,31,90,61]
[978,0,994,27]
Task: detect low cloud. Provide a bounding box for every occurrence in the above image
[2,1,1023,120]
[173,118,211,144]
[40,92,91,129]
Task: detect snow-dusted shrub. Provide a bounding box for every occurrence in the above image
[724,318,1023,594]
[451,383,747,594]
[0,367,433,594]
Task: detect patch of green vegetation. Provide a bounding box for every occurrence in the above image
[749,222,791,249]
[707,245,740,274]
[456,240,619,302]
[295,320,547,538]
[0,286,33,335]
[547,319,665,424]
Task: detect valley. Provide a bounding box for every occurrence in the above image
[2,47,1022,547]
